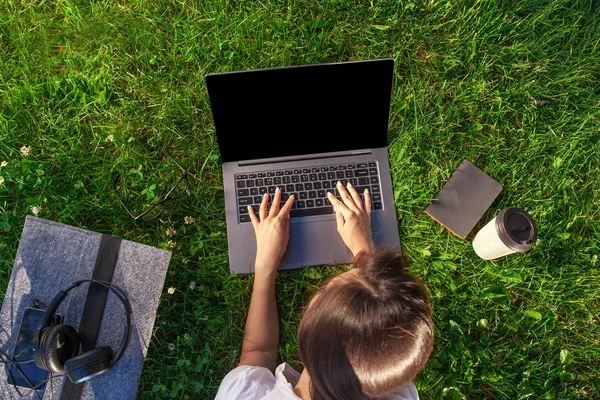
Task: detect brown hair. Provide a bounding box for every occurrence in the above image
[297,249,434,400]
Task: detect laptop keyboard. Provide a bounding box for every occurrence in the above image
[235,162,383,223]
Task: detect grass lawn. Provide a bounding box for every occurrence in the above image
[1,0,599,398]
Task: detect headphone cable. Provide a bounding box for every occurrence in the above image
[0,347,63,400]
[16,374,65,399]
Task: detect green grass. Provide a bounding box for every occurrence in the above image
[1,0,599,398]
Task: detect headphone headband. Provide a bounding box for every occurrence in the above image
[40,279,132,367]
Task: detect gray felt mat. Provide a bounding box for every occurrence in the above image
[0,217,172,399]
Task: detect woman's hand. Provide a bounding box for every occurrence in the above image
[248,188,295,279]
[327,181,375,257]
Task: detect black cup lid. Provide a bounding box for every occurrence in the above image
[495,208,537,252]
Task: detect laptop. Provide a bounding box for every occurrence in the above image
[206,59,401,274]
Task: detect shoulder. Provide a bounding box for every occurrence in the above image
[215,365,275,399]
[215,363,301,400]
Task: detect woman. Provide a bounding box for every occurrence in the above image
[216,182,434,399]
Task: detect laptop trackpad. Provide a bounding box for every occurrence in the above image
[280,218,352,269]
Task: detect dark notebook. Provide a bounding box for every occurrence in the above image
[425,160,502,238]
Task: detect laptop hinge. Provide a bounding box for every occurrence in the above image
[238,149,372,167]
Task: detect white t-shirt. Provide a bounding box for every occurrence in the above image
[215,363,419,400]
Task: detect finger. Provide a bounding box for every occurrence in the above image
[269,187,282,217]
[337,181,359,212]
[279,194,295,217]
[346,182,363,210]
[260,193,269,221]
[327,191,352,218]
[248,205,259,229]
[364,188,372,216]
[335,204,345,230]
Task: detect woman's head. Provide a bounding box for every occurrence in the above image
[297,249,434,400]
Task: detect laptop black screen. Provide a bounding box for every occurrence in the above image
[206,59,394,163]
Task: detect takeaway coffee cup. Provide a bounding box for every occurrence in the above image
[472,208,537,260]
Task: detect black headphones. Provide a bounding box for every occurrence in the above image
[32,279,132,384]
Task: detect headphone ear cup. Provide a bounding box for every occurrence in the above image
[38,325,80,373]
[64,346,113,384]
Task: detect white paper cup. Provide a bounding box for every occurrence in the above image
[473,208,537,260]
